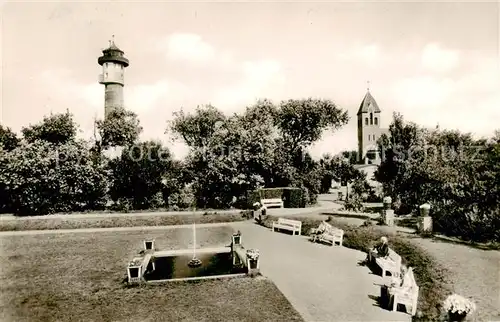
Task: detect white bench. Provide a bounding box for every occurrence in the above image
[311,221,344,246]
[261,198,284,208]
[389,267,419,316]
[272,218,302,235]
[375,248,402,278]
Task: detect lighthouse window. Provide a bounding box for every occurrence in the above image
[375,117,378,125]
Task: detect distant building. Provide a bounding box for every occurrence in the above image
[330,89,387,200]
[356,90,389,165]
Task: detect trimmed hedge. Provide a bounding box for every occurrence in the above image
[260,215,452,322]
[283,188,305,208]
[246,187,305,209]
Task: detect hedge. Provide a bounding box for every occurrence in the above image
[260,215,452,322]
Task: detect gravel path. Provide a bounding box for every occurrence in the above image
[408,237,500,322]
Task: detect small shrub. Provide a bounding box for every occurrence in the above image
[344,195,364,212]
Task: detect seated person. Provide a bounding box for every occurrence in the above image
[253,202,267,223]
[364,236,389,264]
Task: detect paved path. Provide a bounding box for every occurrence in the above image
[232,221,411,322]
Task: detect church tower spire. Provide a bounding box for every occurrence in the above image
[357,87,382,164]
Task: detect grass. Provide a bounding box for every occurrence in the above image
[0,213,248,231]
[260,215,453,322]
[0,226,303,322]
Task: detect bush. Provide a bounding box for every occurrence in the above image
[283,187,305,208]
[0,140,107,215]
[261,214,451,322]
[246,189,262,208]
[260,188,284,199]
[343,195,364,212]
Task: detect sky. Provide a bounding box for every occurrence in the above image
[1,1,499,160]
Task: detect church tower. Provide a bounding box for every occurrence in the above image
[357,88,382,164]
[98,36,129,119]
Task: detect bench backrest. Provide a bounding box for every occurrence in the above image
[388,248,402,265]
[277,218,301,227]
[262,198,283,204]
[400,267,419,296]
[320,221,343,236]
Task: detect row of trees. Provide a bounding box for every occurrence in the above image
[375,113,500,242]
[0,99,369,215]
[2,100,497,242]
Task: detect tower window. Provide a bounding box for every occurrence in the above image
[373,134,376,141]
[365,118,368,125]
[370,113,373,125]
[375,117,378,125]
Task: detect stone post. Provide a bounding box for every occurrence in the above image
[383,196,392,210]
[246,249,260,277]
[418,203,433,233]
[127,258,143,283]
[381,196,395,226]
[143,239,155,251]
[232,232,241,246]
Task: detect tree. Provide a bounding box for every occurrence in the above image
[277,98,349,152]
[168,99,350,208]
[21,111,77,145]
[374,112,424,206]
[341,150,358,164]
[96,108,142,148]
[108,141,173,209]
[167,105,225,148]
[0,125,20,152]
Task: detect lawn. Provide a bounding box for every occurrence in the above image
[0,227,303,322]
[0,213,248,231]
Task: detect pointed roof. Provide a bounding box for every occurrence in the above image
[357,91,381,115]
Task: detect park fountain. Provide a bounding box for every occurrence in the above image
[187,222,202,268]
[126,227,261,283]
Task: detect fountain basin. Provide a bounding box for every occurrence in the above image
[144,249,247,282]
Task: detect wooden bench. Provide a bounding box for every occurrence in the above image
[261,198,284,208]
[375,248,402,277]
[311,221,344,246]
[272,218,302,235]
[389,267,419,316]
